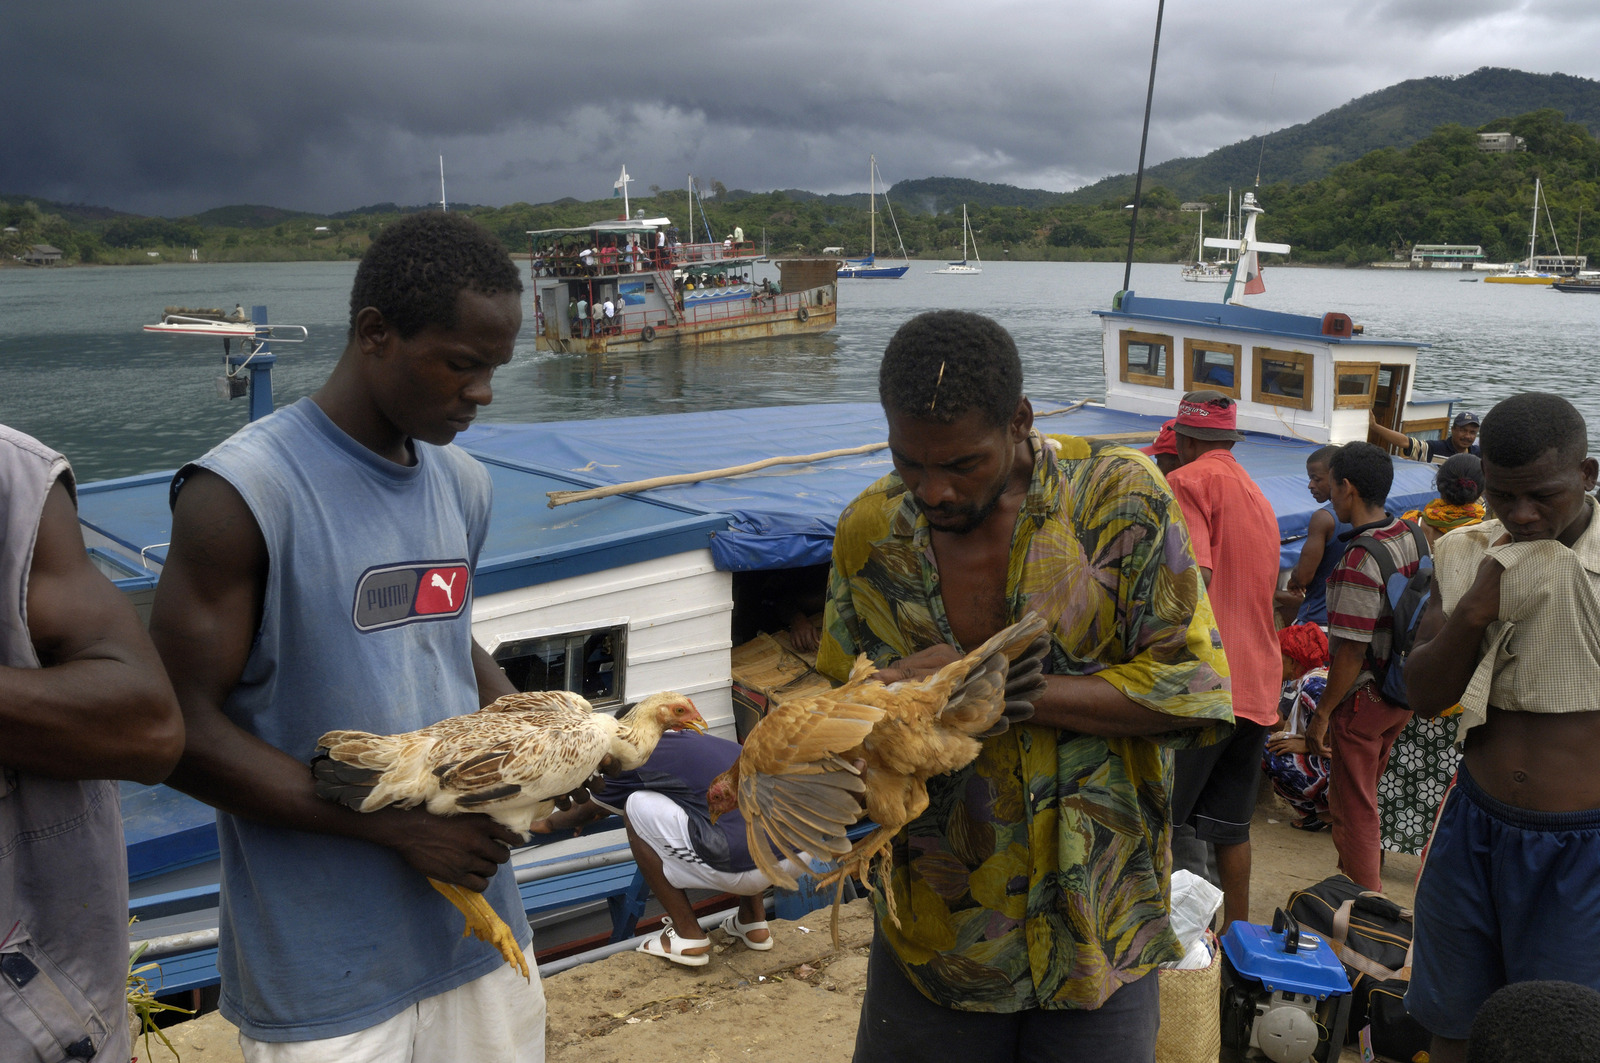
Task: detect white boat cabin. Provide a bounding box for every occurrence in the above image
[1095,293,1453,445]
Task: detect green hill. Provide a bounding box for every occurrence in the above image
[1068,67,1600,203]
[191,204,316,228]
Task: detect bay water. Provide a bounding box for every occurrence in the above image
[0,260,1592,482]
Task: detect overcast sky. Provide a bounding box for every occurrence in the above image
[5,1,1600,217]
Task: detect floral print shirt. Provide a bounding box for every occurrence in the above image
[816,432,1234,1012]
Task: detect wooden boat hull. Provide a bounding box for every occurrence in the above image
[542,302,837,354]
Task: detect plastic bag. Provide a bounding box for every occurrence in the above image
[1164,869,1224,969]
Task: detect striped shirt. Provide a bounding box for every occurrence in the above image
[1326,516,1426,681]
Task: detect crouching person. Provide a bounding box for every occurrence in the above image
[535,729,785,965]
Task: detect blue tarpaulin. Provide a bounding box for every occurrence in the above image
[461,402,1440,572]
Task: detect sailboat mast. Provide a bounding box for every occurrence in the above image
[1528,178,1541,268]
[1226,189,1233,259]
[963,204,970,261]
[440,156,447,213]
[869,155,877,258]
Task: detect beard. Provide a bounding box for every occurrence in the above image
[914,476,1008,535]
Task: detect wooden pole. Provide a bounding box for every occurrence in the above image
[547,441,890,507]
[544,400,1111,508]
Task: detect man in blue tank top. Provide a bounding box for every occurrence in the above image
[151,214,556,1061]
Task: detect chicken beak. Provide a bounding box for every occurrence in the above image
[684,711,708,734]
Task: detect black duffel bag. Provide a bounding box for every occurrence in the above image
[1286,875,1432,1063]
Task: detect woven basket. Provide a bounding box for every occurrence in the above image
[1154,931,1222,1063]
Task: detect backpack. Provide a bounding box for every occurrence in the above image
[1349,519,1432,708]
[1287,875,1432,1062]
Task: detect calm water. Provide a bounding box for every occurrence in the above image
[1,260,1594,482]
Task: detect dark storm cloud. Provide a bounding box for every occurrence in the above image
[4,1,1599,216]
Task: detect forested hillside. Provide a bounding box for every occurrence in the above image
[7,94,1600,269]
[1067,67,1600,203]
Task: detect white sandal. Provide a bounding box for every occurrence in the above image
[635,917,711,967]
[720,912,773,951]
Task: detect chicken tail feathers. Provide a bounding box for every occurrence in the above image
[310,753,382,811]
[936,613,1050,736]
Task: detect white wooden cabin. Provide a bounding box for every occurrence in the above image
[1095,293,1454,445]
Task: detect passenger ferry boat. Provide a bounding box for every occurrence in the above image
[526,216,837,353]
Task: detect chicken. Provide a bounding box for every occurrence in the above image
[311,689,706,976]
[706,614,1049,942]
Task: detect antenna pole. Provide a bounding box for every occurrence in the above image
[1122,0,1166,293]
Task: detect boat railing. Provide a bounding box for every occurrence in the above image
[581,289,816,341]
[532,240,761,280]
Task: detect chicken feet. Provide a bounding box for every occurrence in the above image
[429,878,529,980]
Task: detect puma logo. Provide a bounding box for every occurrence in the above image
[430,571,459,608]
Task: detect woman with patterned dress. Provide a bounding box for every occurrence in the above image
[1263,623,1333,831]
[1380,454,1485,854]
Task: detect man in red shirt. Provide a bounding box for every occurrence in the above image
[1165,391,1282,927]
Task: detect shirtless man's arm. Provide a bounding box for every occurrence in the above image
[151,469,520,892]
[2,480,183,783]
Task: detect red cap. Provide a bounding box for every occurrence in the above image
[1140,419,1179,457]
[1174,390,1244,441]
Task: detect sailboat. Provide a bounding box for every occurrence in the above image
[837,155,910,279]
[1180,193,1232,282]
[1203,191,1289,306]
[932,204,982,274]
[1485,177,1560,285]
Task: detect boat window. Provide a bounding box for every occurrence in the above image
[1332,362,1380,409]
[1119,330,1174,389]
[1183,339,1241,398]
[493,626,626,709]
[1251,348,1314,410]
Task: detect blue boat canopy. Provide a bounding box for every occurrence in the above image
[461,401,1440,572]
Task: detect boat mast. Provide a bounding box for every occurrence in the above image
[1225,189,1233,262]
[869,155,877,259]
[1527,178,1541,268]
[440,156,447,212]
[962,204,970,262]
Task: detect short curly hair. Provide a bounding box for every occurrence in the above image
[1329,441,1394,506]
[1468,980,1600,1062]
[348,212,523,340]
[1480,392,1588,468]
[879,310,1023,427]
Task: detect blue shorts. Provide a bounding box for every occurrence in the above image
[1406,765,1600,1040]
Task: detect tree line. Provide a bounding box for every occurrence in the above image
[6,109,1600,268]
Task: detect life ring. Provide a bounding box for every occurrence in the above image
[797,307,810,323]
[640,325,656,343]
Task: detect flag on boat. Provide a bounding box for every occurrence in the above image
[1243,251,1266,295]
[1226,249,1265,301]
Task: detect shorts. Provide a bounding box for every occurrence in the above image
[1170,718,1270,845]
[240,942,543,1062]
[1406,765,1600,1040]
[625,791,798,894]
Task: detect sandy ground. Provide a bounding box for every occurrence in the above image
[138,796,1418,1063]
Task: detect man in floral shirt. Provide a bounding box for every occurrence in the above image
[817,310,1234,1063]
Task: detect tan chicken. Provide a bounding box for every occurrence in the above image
[707,614,1048,940]
[311,690,706,976]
